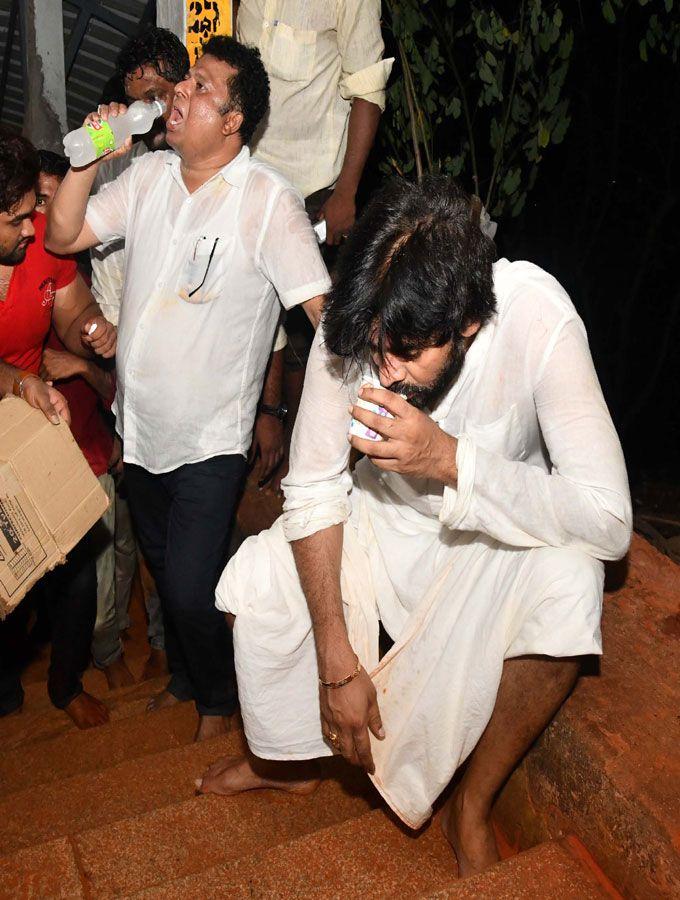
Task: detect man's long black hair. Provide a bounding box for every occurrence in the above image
[323,176,498,367]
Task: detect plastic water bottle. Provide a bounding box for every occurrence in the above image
[63,99,165,167]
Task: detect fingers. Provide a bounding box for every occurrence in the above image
[352,726,376,774]
[359,385,409,417]
[367,702,385,741]
[86,102,127,125]
[83,320,117,357]
[349,433,398,458]
[50,389,71,426]
[35,392,61,426]
[350,403,397,440]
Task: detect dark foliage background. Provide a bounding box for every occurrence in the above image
[364,1,680,487]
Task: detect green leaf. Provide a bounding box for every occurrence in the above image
[559,30,574,60]
[485,50,497,67]
[602,1,616,24]
[551,111,570,144]
[511,193,527,217]
[479,61,494,83]
[502,167,521,196]
[445,96,462,118]
[640,38,648,62]
[538,123,550,148]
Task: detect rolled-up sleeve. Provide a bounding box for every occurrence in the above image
[282,328,355,541]
[257,187,331,309]
[337,0,393,110]
[440,318,632,561]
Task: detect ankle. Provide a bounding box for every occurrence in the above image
[453,785,491,825]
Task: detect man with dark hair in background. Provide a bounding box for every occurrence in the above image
[35,151,129,690]
[200,177,632,878]
[47,36,330,742]
[0,131,116,727]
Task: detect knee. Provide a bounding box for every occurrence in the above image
[530,546,603,602]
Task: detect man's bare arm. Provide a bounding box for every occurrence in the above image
[292,524,355,678]
[0,359,70,425]
[319,99,381,245]
[292,524,384,773]
[52,274,117,359]
[302,294,325,329]
[251,348,285,481]
[45,166,101,254]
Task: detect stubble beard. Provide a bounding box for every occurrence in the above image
[388,340,467,411]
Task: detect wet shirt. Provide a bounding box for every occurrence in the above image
[85,147,331,473]
[282,258,632,630]
[237,0,393,197]
[0,213,77,374]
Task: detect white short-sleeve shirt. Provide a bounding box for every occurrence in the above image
[85,147,331,473]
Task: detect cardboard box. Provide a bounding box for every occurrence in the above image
[0,397,109,618]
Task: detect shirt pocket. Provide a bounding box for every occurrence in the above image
[177,234,233,306]
[265,21,317,83]
[462,404,527,461]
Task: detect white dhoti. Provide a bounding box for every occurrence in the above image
[216,476,604,829]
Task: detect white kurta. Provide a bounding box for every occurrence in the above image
[216,259,632,828]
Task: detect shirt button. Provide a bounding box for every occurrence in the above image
[263,20,269,27]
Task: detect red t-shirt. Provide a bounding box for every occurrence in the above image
[0,213,113,476]
[0,212,77,375]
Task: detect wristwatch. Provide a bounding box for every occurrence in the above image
[12,370,40,399]
[259,402,288,422]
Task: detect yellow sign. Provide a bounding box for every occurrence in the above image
[186,0,234,65]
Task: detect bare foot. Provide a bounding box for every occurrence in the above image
[441,789,500,877]
[103,656,135,690]
[194,714,232,743]
[146,689,183,712]
[141,648,169,681]
[196,754,320,796]
[64,691,109,729]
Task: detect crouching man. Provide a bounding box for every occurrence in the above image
[198,177,632,876]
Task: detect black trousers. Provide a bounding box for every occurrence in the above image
[0,529,97,715]
[124,455,246,716]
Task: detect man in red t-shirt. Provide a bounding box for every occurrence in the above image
[0,130,117,728]
[37,150,137,691]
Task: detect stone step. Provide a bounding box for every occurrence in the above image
[0,837,85,899]
[0,700,198,800]
[0,729,247,854]
[72,761,379,897]
[0,675,168,752]
[129,808,612,900]
[125,807,454,899]
[422,837,619,899]
[494,534,680,899]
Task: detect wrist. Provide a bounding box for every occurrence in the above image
[331,178,358,200]
[12,371,41,399]
[317,635,356,681]
[438,432,459,487]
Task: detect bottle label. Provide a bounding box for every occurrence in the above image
[84,120,116,158]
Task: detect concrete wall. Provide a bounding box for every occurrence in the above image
[19,0,68,152]
[157,0,186,40]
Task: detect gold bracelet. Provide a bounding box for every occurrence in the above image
[319,656,362,689]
